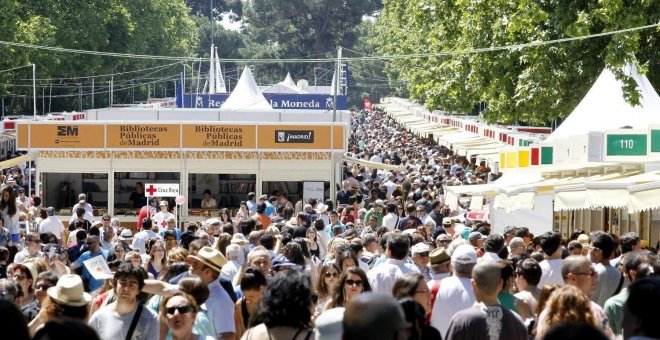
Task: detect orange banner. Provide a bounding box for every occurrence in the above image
[182,124,256,149]
[20,124,105,148]
[17,123,346,151]
[106,124,180,148]
[258,125,344,149]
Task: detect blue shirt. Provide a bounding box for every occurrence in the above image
[74,248,108,292]
[264,202,275,216]
[325,222,345,237]
[159,228,181,240]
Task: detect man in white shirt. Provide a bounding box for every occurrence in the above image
[367,233,415,295]
[382,174,397,198]
[71,193,93,215]
[430,244,477,337]
[537,231,565,288]
[381,203,400,231]
[153,200,175,231]
[220,244,241,282]
[39,207,64,241]
[590,232,623,307]
[132,218,160,254]
[479,233,505,263]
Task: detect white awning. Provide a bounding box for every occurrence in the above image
[554,171,660,211]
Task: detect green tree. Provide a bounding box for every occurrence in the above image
[185,0,242,21]
[0,0,198,113]
[240,0,382,83]
[374,0,659,125]
[347,20,404,107]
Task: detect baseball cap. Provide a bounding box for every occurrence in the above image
[411,242,430,254]
[468,231,485,243]
[451,244,477,264]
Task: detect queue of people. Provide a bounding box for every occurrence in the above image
[0,108,658,340]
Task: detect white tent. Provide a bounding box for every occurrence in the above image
[281,72,296,87]
[261,72,308,94]
[546,65,660,142]
[220,67,273,111]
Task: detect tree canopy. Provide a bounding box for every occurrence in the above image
[373,0,659,125]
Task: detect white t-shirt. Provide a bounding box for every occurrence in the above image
[430,275,476,337]
[381,212,400,231]
[367,259,415,296]
[132,229,160,254]
[88,304,159,340]
[593,263,623,307]
[538,259,565,288]
[153,211,175,230]
[39,217,65,239]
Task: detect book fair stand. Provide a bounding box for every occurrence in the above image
[16,120,348,230]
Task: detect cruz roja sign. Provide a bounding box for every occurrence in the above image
[144,183,180,197]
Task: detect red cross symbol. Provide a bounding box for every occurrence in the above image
[146,185,157,196]
[161,219,168,227]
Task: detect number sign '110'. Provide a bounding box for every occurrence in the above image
[606,134,647,156]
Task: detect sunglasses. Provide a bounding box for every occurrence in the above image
[166,305,193,315]
[345,279,363,287]
[324,272,339,278]
[573,270,597,277]
[102,219,111,221]
[36,284,52,291]
[416,252,430,257]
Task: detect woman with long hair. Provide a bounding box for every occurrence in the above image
[219,208,233,227]
[144,240,166,279]
[305,227,321,259]
[12,263,39,320]
[244,271,316,339]
[235,201,249,226]
[214,233,232,257]
[108,244,126,262]
[334,247,359,273]
[535,285,601,339]
[325,266,371,310]
[392,273,432,314]
[314,263,340,316]
[234,267,267,339]
[0,187,19,244]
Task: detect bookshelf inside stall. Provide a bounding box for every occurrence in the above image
[188,174,256,216]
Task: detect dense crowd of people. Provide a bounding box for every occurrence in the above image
[0,109,659,340]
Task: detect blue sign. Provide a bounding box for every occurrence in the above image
[177,93,347,110]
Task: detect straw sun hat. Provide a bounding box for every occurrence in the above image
[47,274,92,307]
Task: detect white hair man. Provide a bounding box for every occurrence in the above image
[220,244,242,282]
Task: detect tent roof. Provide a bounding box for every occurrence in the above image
[281,72,296,87]
[221,67,273,111]
[547,65,660,142]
